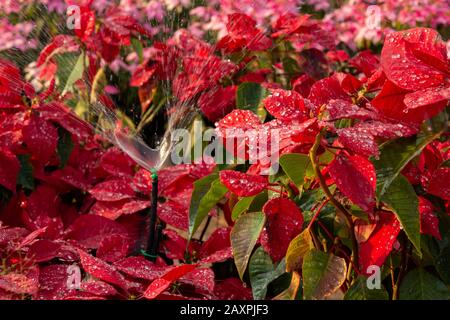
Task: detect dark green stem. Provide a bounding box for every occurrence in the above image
[309,130,360,273]
[146,169,159,261]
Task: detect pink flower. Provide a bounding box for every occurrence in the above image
[0,19,37,52]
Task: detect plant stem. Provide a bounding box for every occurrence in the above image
[393,233,409,300]
[309,130,360,272]
[146,170,159,262]
[307,198,329,229]
[199,215,212,242]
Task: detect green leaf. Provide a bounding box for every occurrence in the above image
[231,212,266,280]
[349,207,370,221]
[61,53,86,95]
[90,68,107,103]
[249,247,286,300]
[236,82,266,112]
[273,271,301,300]
[285,229,314,272]
[17,154,34,191]
[381,174,421,255]
[131,38,144,63]
[441,159,450,168]
[298,186,336,212]
[436,247,450,285]
[302,249,347,300]
[248,190,268,212]
[74,99,88,118]
[232,196,255,221]
[399,268,450,300]
[373,119,445,199]
[0,185,12,206]
[344,276,389,300]
[279,153,310,188]
[188,174,228,238]
[297,187,336,228]
[282,57,301,76]
[57,127,74,169]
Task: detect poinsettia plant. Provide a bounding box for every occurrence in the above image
[0,1,449,300]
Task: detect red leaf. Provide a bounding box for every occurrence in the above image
[158,200,189,230]
[372,79,447,123]
[219,170,268,197]
[214,278,252,300]
[159,229,190,260]
[130,60,158,87]
[37,264,73,300]
[239,69,271,84]
[426,167,450,200]
[0,273,39,295]
[143,264,198,299]
[359,212,401,275]
[272,13,311,38]
[37,35,79,67]
[14,230,47,254]
[308,75,349,113]
[381,28,447,91]
[216,109,261,132]
[42,165,91,191]
[96,234,130,263]
[161,263,198,282]
[0,148,19,191]
[327,50,349,63]
[335,73,363,95]
[404,85,450,111]
[198,227,231,260]
[260,197,304,262]
[179,268,215,295]
[80,280,118,297]
[200,247,233,264]
[418,197,441,240]
[90,199,150,220]
[274,118,319,147]
[217,13,271,52]
[173,54,237,101]
[328,154,376,213]
[20,186,64,238]
[114,256,169,281]
[77,249,129,290]
[72,7,95,41]
[337,121,417,157]
[23,185,60,220]
[133,168,153,194]
[26,239,62,263]
[349,50,380,77]
[198,86,237,123]
[336,129,378,158]
[351,121,418,139]
[263,89,309,122]
[325,99,379,121]
[143,278,171,300]
[99,147,135,178]
[66,214,129,249]
[216,110,262,160]
[22,114,58,164]
[0,59,23,97]
[89,178,135,202]
[0,227,28,247]
[63,292,106,300]
[292,74,315,97]
[366,69,386,91]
